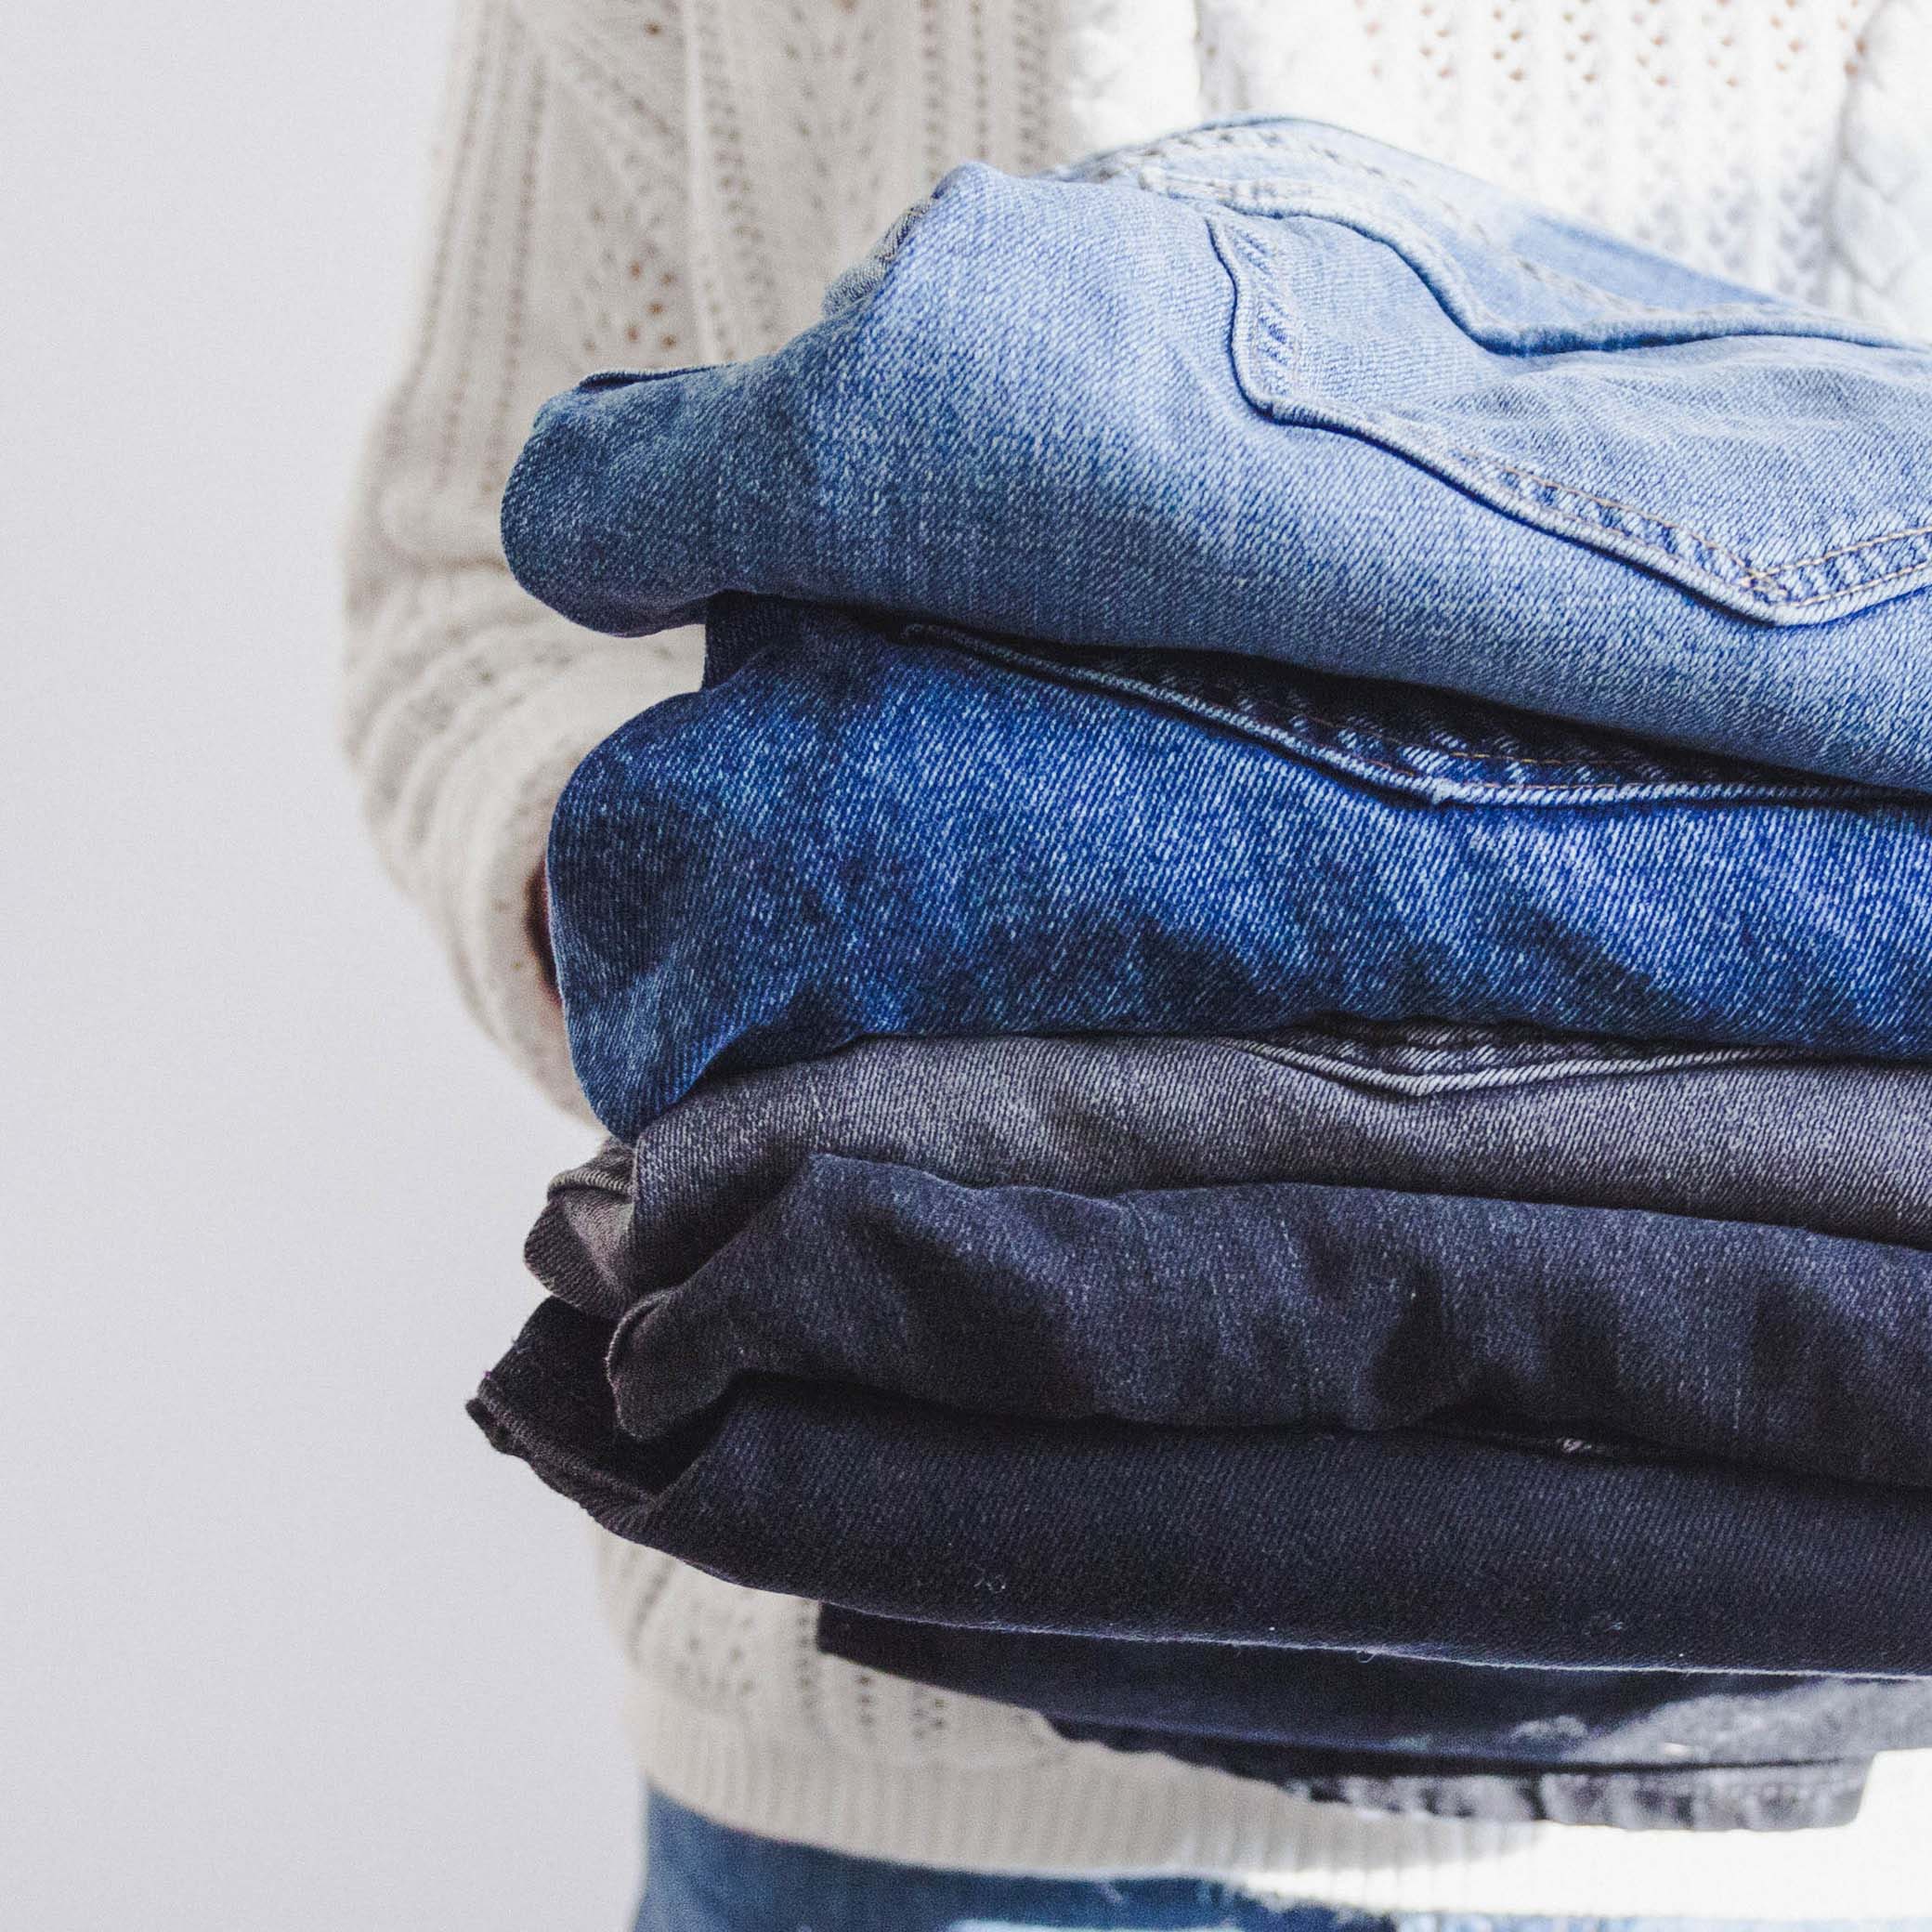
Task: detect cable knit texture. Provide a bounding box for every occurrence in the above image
[344,0,1932,1906]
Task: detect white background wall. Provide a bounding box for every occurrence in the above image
[1,4,640,1925]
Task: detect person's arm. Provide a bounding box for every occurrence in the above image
[341,0,699,1116]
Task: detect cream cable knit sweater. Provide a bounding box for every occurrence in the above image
[343,0,1932,1912]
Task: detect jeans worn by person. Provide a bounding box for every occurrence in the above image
[470,1295,1932,1677]
[632,1789,1932,1932]
[818,1611,1932,1832]
[503,119,1932,794]
[546,603,1932,1141]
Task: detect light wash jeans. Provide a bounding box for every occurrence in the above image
[631,1790,1925,1932]
[504,118,1932,794]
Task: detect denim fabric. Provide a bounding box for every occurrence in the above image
[560,1153,1932,1490]
[469,1297,1932,1676]
[633,1790,1926,1932]
[533,1032,1932,1318]
[508,1036,1932,1826]
[503,119,1932,793]
[546,604,1932,1140]
[819,1612,1932,1832]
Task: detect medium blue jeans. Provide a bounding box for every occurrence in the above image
[547,604,1932,1142]
[505,119,1932,794]
[631,1790,1921,1931]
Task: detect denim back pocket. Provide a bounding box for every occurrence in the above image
[1127,123,1932,625]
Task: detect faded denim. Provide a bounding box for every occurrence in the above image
[547,605,1932,1140]
[533,1030,1932,1305]
[503,119,1932,793]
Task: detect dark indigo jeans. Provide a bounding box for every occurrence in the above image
[470,1297,1932,1677]
[504,120,1932,795]
[546,606,1932,1140]
[565,1153,1932,1491]
[495,1038,1932,1826]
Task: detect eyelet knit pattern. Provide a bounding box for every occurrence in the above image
[592,1537,1932,1913]
[346,0,1932,1902]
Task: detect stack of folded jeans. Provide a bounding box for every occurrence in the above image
[472,119,1932,1835]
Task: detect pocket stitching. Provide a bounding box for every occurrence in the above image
[1440,446,1759,569]
[1166,161,1681,324]
[1129,128,1672,315]
[1459,449,1932,604]
[1740,523,1932,581]
[1210,215,1932,613]
[1197,176,1932,610]
[1752,549,1932,607]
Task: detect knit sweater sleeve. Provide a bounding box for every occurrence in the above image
[340,0,701,1116]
